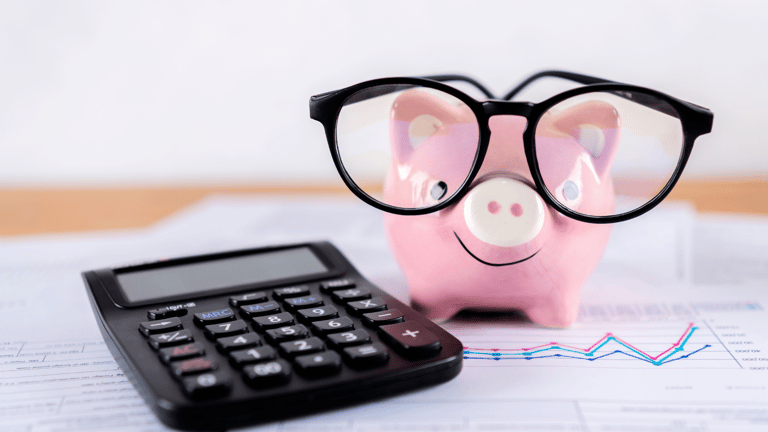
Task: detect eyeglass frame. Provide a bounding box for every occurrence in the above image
[309,70,714,224]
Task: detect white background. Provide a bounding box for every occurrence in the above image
[1,0,766,186]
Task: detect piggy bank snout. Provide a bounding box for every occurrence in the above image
[463,177,546,248]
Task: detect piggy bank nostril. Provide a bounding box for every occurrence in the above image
[510,203,523,217]
[487,201,501,214]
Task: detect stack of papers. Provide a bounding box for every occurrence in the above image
[1,196,766,431]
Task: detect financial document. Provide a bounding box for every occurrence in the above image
[0,196,766,431]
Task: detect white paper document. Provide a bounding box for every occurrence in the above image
[0,197,766,431]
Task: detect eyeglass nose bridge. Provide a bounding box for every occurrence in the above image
[482,101,534,118]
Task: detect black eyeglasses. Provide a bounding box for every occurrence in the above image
[309,70,713,223]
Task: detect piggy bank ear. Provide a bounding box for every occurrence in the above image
[540,100,621,180]
[389,89,475,163]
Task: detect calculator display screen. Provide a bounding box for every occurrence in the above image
[116,247,329,303]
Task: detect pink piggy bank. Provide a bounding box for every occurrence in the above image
[382,90,620,327]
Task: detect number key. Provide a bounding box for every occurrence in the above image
[265,324,309,344]
[297,305,339,322]
[252,312,295,331]
[243,359,292,387]
[326,329,371,350]
[229,346,277,368]
[216,333,261,352]
[279,337,325,358]
[204,320,248,340]
[311,316,355,336]
[182,372,231,399]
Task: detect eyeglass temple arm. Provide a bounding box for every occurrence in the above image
[421,74,497,99]
[502,70,615,100]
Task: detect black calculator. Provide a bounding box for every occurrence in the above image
[82,241,463,430]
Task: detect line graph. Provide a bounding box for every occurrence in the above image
[463,322,709,365]
[442,318,741,369]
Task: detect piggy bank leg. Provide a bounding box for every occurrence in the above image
[523,289,581,328]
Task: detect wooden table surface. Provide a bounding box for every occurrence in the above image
[1,179,766,237]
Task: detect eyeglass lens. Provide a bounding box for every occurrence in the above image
[534,90,684,217]
[336,84,480,210]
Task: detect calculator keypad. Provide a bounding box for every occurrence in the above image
[139,279,443,400]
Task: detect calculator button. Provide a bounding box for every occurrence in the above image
[297,305,339,322]
[252,312,295,331]
[362,309,405,327]
[229,346,277,368]
[332,288,372,303]
[343,343,389,368]
[193,309,236,326]
[294,351,342,377]
[240,302,281,318]
[320,278,356,293]
[279,337,325,358]
[159,342,205,364]
[311,316,355,336]
[346,298,387,316]
[379,322,442,358]
[243,359,292,387]
[147,307,187,320]
[273,285,310,299]
[284,295,324,311]
[326,329,371,350]
[139,317,183,336]
[171,357,217,378]
[216,333,261,352]
[182,372,231,399]
[204,320,248,340]
[265,324,309,344]
[229,292,268,307]
[148,329,193,350]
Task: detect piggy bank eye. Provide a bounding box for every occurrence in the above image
[555,176,583,210]
[422,179,449,207]
[430,181,448,201]
[563,180,579,201]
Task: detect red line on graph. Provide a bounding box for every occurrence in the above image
[464,322,694,361]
